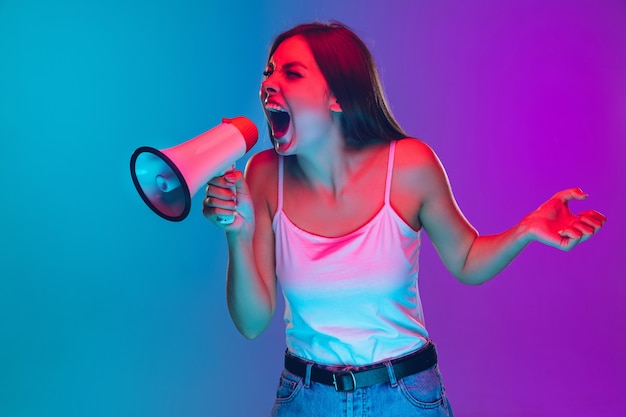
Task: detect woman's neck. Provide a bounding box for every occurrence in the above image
[288,138,382,200]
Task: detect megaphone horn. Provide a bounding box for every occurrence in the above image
[130,116,258,222]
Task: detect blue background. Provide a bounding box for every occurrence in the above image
[1,1,625,416]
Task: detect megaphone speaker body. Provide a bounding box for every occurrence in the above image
[130,117,258,222]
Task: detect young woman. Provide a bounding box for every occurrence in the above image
[203,22,605,416]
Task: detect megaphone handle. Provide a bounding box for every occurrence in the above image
[216,164,237,225]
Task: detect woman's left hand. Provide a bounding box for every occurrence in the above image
[523,188,606,251]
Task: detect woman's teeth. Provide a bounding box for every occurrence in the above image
[266,103,285,112]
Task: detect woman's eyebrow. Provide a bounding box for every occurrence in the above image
[282,61,308,70]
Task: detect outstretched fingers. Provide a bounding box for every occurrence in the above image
[578,209,607,232]
[554,187,589,204]
[558,209,606,247]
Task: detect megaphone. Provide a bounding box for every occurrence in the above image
[130,116,258,222]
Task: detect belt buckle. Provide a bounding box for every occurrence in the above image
[332,371,357,392]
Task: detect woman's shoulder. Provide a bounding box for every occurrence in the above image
[245,148,278,177]
[244,148,279,207]
[392,138,450,198]
[394,137,440,168]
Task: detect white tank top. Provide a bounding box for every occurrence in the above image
[272,140,429,366]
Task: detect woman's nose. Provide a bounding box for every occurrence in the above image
[261,78,279,95]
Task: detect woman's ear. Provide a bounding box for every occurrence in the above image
[330,98,342,113]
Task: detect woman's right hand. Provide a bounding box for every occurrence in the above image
[202,169,254,233]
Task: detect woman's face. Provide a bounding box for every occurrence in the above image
[260,35,341,155]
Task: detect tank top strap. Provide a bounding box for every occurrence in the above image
[277,155,284,212]
[384,140,396,205]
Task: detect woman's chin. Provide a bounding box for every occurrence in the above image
[273,130,294,154]
[274,139,293,155]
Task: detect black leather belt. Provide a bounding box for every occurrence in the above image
[284,342,437,392]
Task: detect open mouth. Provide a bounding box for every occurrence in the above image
[267,108,291,139]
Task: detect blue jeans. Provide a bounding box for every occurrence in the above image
[270,361,454,417]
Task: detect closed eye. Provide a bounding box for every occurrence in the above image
[285,71,302,79]
[263,69,301,79]
[264,61,306,79]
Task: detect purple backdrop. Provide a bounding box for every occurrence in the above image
[1,1,623,416]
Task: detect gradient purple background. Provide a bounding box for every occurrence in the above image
[1,1,624,416]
